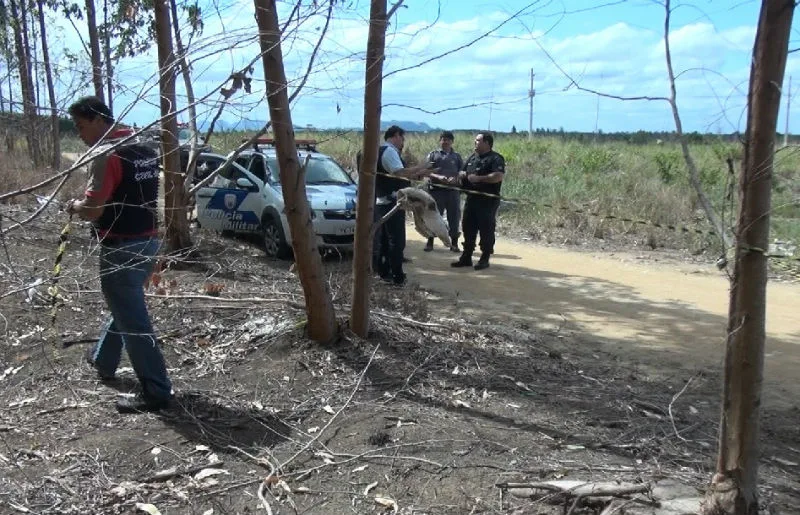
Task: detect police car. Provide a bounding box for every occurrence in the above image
[194,139,357,259]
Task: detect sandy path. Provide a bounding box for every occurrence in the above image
[404,230,800,406]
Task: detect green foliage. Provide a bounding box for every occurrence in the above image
[196,130,800,251]
[570,145,618,175]
[654,151,681,184]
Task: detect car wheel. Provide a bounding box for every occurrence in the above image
[262,217,291,259]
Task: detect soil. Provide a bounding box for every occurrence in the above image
[1,204,798,515]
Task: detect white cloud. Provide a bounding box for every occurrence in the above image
[40,1,790,134]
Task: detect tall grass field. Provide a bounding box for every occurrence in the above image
[41,130,800,263]
[202,130,800,257]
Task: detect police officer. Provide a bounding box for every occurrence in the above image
[373,125,433,285]
[451,132,505,271]
[425,131,463,252]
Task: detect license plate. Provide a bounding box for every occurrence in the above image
[337,226,355,235]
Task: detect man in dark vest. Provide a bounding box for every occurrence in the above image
[451,131,505,271]
[66,96,173,413]
[373,125,433,285]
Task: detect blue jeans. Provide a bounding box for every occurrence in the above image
[89,238,172,401]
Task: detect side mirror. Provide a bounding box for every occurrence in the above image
[236,177,255,189]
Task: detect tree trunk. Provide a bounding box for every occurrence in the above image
[36,0,59,170]
[102,0,113,114]
[349,0,386,337]
[703,1,794,514]
[169,0,200,194]
[254,0,337,344]
[85,0,104,101]
[8,0,41,165]
[154,0,191,253]
[27,0,38,112]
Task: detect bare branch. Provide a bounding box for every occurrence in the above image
[287,0,335,104]
[187,126,271,196]
[534,37,670,103]
[383,97,528,115]
[386,0,406,20]
[187,0,335,198]
[663,0,732,249]
[382,1,541,80]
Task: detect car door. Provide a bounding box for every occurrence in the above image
[195,156,232,231]
[196,158,261,233]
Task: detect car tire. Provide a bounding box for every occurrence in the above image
[262,216,291,259]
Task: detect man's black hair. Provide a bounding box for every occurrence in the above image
[478,131,494,148]
[68,96,115,124]
[440,130,454,140]
[384,125,405,140]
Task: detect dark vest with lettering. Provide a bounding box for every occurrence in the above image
[374,145,408,199]
[95,143,160,236]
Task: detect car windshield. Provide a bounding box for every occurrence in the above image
[266,155,352,185]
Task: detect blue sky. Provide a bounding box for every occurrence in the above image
[55,0,800,133]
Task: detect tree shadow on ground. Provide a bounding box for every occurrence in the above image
[158,391,292,454]
[412,260,800,391]
[332,261,799,466]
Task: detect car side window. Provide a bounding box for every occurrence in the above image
[204,159,235,188]
[248,156,267,183]
[196,157,221,182]
[235,156,250,171]
[265,157,281,182]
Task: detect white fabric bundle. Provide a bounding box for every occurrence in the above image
[396,187,452,248]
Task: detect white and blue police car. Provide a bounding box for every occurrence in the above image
[195,139,357,259]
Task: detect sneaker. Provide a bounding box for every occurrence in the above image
[474,257,490,271]
[116,393,172,414]
[424,238,434,252]
[451,255,473,268]
[391,274,407,287]
[449,243,460,253]
[402,256,413,263]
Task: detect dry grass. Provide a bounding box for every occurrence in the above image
[1,149,85,205]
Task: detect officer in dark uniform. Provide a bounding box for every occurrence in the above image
[451,132,505,271]
[372,125,434,285]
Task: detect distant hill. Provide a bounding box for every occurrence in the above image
[380,120,438,132]
[198,119,439,133]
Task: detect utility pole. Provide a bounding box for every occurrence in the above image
[528,68,535,140]
[594,94,600,142]
[784,75,791,147]
[488,81,494,130]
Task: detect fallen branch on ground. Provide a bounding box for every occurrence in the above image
[496,480,652,513]
[143,460,224,483]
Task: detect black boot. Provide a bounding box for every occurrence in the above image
[116,393,172,414]
[451,252,473,268]
[474,254,490,271]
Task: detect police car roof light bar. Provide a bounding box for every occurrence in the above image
[242,138,318,152]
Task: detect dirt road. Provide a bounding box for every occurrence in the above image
[404,231,800,406]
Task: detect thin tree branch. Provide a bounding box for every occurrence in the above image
[533,37,669,102]
[187,0,334,197]
[382,1,541,80]
[386,0,405,20]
